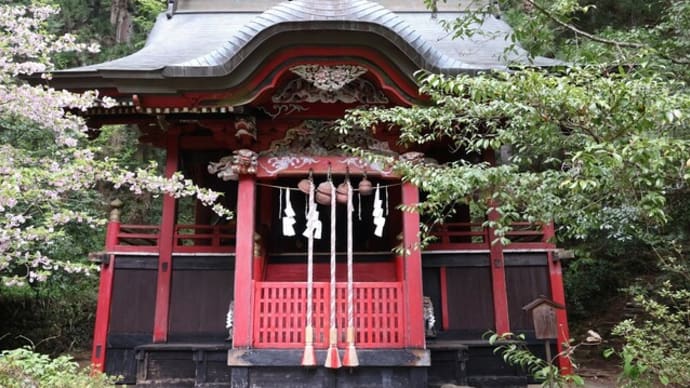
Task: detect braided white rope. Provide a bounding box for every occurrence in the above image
[301,178,316,366]
[329,179,337,337]
[347,180,354,330]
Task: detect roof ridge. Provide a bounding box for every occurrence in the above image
[166,0,470,75]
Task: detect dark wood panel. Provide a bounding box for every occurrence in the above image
[237,366,425,388]
[104,348,137,385]
[107,333,152,347]
[504,253,547,267]
[169,270,233,336]
[445,267,494,331]
[172,255,235,270]
[113,255,236,270]
[109,269,156,333]
[228,349,429,367]
[505,266,551,331]
[114,255,158,270]
[421,254,489,268]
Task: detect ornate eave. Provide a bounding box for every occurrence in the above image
[40,0,561,96]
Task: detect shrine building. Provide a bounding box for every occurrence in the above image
[45,0,570,387]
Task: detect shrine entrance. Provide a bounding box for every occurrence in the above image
[251,175,404,351]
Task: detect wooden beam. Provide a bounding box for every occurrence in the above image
[401,183,425,348]
[543,222,573,374]
[439,266,449,331]
[91,202,123,371]
[487,209,510,335]
[91,256,115,371]
[232,175,256,348]
[153,128,180,343]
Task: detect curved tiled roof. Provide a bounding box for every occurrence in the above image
[164,0,476,77]
[50,0,561,93]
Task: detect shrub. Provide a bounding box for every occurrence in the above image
[0,275,98,355]
[610,271,690,387]
[0,347,118,388]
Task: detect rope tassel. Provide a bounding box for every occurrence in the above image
[342,178,359,367]
[301,177,316,367]
[324,171,342,369]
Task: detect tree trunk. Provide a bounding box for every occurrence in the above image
[110,0,133,44]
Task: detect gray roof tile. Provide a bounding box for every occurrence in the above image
[53,0,561,91]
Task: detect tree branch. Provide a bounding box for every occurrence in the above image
[524,0,645,49]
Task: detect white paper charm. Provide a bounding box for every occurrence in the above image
[282,188,296,236]
[373,183,386,237]
[303,203,322,240]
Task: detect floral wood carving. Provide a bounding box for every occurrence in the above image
[258,104,309,119]
[262,120,395,158]
[272,78,389,105]
[290,65,367,92]
[259,156,319,176]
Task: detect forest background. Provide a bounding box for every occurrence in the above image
[0,0,688,387]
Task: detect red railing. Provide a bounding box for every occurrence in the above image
[252,281,404,349]
[112,224,235,253]
[174,224,236,253]
[428,222,552,250]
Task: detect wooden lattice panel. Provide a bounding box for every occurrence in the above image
[252,281,404,349]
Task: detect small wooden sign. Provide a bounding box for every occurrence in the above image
[522,297,565,340]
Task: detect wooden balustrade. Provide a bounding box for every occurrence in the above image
[109,221,552,253]
[428,222,552,250]
[174,224,236,253]
[252,281,404,349]
[110,224,236,253]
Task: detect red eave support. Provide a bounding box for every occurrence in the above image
[91,220,119,371]
[401,182,425,348]
[153,129,180,343]
[543,223,573,374]
[487,209,510,335]
[232,175,256,348]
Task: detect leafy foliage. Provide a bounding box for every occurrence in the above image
[487,331,586,387]
[0,275,97,355]
[606,256,690,387]
[0,4,230,288]
[341,0,690,383]
[340,67,689,241]
[0,346,117,388]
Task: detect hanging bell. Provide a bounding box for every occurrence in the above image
[335,182,349,204]
[298,178,311,194]
[358,178,373,196]
[316,181,333,206]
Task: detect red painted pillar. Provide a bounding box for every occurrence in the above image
[487,209,510,335]
[91,199,122,371]
[401,182,425,348]
[153,129,180,343]
[232,175,256,348]
[543,222,573,374]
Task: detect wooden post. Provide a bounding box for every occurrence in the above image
[487,208,510,335]
[91,199,122,371]
[482,149,510,334]
[153,129,179,343]
[232,174,256,348]
[543,222,573,374]
[401,182,425,348]
[439,266,450,331]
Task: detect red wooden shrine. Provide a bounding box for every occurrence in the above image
[47,1,571,386]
